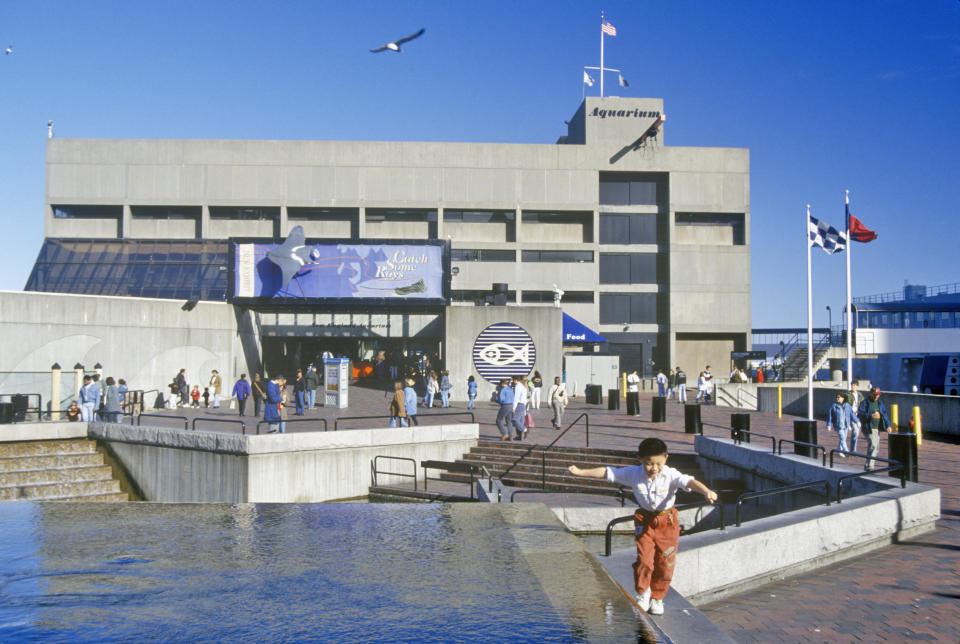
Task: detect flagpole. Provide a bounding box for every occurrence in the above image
[845,190,853,388]
[600,12,605,98]
[806,204,814,419]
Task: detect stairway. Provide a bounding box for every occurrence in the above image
[781,344,831,382]
[0,439,128,502]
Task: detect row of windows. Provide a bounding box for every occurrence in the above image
[599,172,662,206]
[858,311,960,329]
[599,293,658,325]
[450,290,596,304]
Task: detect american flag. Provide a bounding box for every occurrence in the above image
[601,20,617,36]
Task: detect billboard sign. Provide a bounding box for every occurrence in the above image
[230,227,447,306]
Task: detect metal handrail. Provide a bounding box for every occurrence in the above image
[510,486,629,506]
[371,455,417,490]
[136,413,188,429]
[778,438,827,466]
[603,500,726,556]
[732,429,777,453]
[497,412,590,487]
[420,461,490,500]
[836,459,905,503]
[192,417,248,434]
[255,418,328,435]
[735,480,830,527]
[334,411,475,431]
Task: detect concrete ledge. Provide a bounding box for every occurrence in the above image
[0,421,89,443]
[89,421,480,502]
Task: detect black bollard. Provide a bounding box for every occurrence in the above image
[731,412,750,442]
[651,396,666,422]
[793,419,818,458]
[887,433,918,482]
[684,404,702,434]
[607,389,620,410]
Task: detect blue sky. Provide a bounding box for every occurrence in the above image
[1,0,958,328]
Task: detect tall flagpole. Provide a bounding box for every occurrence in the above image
[845,190,854,388]
[806,204,814,419]
[600,12,605,98]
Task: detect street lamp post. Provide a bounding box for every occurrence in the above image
[826,305,832,345]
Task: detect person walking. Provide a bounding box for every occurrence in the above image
[857,386,890,471]
[466,375,477,409]
[439,370,452,408]
[293,369,306,415]
[656,370,668,398]
[389,381,408,427]
[826,391,859,458]
[264,374,283,433]
[666,369,676,401]
[511,374,529,441]
[177,369,188,407]
[495,378,515,441]
[547,377,568,430]
[675,367,687,404]
[403,378,419,426]
[626,370,640,416]
[209,370,222,408]
[252,373,266,417]
[102,377,121,423]
[530,371,543,410]
[232,374,251,416]
[78,375,96,422]
[424,371,439,408]
[304,365,319,410]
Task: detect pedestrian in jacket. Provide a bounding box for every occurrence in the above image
[403,378,419,426]
[232,374,251,416]
[857,386,890,470]
[826,391,860,457]
[264,375,283,433]
[390,381,408,427]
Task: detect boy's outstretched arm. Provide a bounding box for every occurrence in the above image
[568,465,607,478]
[687,478,718,504]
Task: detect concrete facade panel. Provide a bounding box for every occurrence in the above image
[128,218,196,239]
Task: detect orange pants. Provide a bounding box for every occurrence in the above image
[632,506,680,600]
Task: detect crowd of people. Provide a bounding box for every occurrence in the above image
[70,373,129,422]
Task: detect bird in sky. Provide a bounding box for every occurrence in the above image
[369,28,425,53]
[4,46,11,55]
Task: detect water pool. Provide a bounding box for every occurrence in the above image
[0,502,655,642]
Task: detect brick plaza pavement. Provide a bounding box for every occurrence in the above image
[157,381,959,642]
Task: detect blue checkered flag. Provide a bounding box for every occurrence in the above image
[808,214,846,254]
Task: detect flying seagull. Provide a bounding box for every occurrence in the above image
[266,225,319,290]
[4,46,11,55]
[370,28,425,53]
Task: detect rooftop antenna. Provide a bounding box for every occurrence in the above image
[47,120,53,139]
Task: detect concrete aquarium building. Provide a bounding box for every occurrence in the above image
[6,96,751,401]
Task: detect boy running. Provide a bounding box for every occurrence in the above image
[568,438,717,615]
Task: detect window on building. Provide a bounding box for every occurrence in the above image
[521,291,594,303]
[599,293,657,324]
[443,210,514,224]
[599,253,657,284]
[451,249,516,262]
[675,212,745,245]
[599,173,659,206]
[520,211,593,243]
[520,250,593,263]
[131,206,202,220]
[450,289,517,303]
[208,207,279,221]
[52,205,123,219]
[287,207,358,221]
[599,213,657,244]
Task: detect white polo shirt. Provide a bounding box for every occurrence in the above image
[606,464,693,512]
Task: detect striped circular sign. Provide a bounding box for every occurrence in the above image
[472,323,537,384]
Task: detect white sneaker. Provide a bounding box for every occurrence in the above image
[648,598,664,615]
[635,588,651,612]
[838,452,846,458]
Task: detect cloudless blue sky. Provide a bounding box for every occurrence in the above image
[1,1,958,328]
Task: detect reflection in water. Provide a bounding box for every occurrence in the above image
[0,503,654,642]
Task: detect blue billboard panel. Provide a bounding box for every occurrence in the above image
[231,228,446,304]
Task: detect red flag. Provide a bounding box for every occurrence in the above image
[848,214,877,243]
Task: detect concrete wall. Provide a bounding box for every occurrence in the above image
[445,306,562,403]
[88,422,479,502]
[0,291,258,401]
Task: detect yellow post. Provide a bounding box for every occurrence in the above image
[890,404,898,433]
[913,406,922,446]
[621,372,627,398]
[777,386,782,418]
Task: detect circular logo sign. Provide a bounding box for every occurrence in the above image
[473,323,537,384]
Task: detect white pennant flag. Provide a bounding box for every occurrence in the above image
[618,73,629,88]
[583,71,595,87]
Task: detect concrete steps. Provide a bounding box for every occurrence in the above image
[0,439,128,502]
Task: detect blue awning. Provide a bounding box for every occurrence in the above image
[562,313,607,344]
